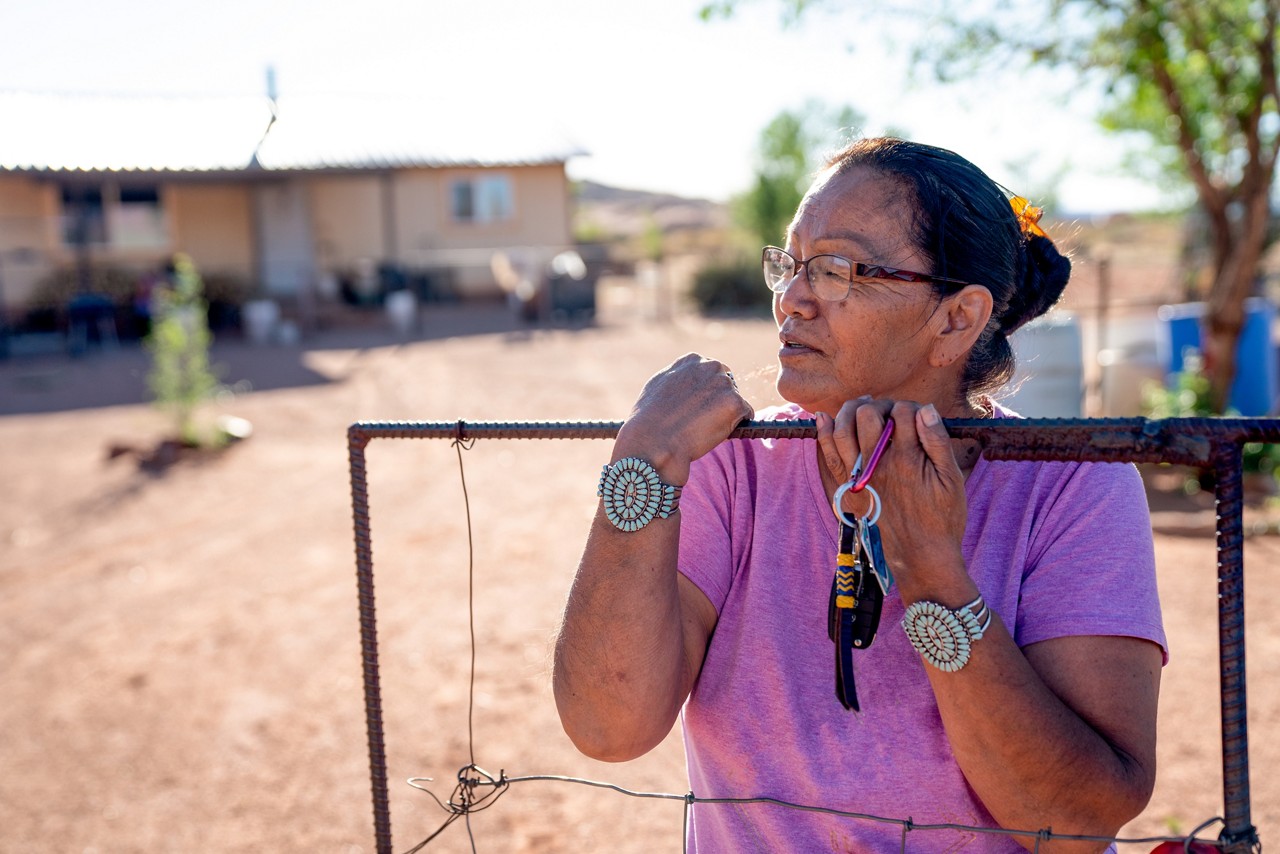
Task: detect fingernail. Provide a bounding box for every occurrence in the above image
[921,404,940,426]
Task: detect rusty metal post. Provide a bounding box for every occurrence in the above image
[349,427,393,854]
[1211,441,1259,853]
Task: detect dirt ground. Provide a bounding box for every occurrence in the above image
[1,303,1276,853]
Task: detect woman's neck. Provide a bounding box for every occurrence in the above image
[937,393,990,421]
[948,396,989,476]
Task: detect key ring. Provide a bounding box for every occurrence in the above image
[832,481,880,527]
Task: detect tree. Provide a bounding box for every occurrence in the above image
[1094,1,1278,412]
[706,0,1279,413]
[735,101,864,248]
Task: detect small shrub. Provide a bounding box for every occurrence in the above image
[1143,357,1280,489]
[1142,362,1215,418]
[690,257,772,314]
[146,255,223,446]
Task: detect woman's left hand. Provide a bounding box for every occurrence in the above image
[815,398,969,594]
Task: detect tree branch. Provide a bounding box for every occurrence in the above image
[1259,0,1280,172]
[1133,0,1226,214]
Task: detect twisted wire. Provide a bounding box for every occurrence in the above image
[402,765,1230,852]
[450,434,478,769]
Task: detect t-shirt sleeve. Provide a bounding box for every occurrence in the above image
[676,445,743,615]
[1015,461,1168,662]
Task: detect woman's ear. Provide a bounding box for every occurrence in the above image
[929,285,994,368]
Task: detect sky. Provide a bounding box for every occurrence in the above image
[0,0,1184,215]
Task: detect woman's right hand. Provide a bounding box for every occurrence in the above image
[614,353,755,485]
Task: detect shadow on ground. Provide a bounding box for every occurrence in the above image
[0,303,563,416]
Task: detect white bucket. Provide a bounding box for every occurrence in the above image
[243,299,280,345]
[385,290,417,335]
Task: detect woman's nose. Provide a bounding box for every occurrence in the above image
[775,268,818,317]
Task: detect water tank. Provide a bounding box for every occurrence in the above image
[1002,313,1084,417]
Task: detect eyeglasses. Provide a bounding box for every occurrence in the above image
[761,246,974,302]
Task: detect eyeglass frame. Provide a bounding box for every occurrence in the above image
[761,245,976,301]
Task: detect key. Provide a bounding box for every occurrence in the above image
[859,517,893,596]
[846,552,884,649]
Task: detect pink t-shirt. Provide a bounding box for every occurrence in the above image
[676,403,1166,852]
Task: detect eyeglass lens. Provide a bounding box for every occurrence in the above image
[763,248,854,301]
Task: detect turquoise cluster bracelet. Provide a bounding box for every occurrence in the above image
[597,457,681,532]
[902,595,992,673]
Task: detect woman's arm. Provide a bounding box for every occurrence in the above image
[553,517,719,761]
[903,543,1160,851]
[939,631,1161,852]
[822,400,1160,851]
[553,354,751,761]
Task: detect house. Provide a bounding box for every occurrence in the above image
[0,91,587,325]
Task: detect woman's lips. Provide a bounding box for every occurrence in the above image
[779,335,821,356]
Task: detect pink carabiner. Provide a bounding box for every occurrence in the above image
[851,418,894,493]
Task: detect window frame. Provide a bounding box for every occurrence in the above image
[449,172,514,224]
[59,181,170,250]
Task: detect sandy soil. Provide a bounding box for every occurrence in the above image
[1,305,1276,853]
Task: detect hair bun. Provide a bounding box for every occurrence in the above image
[1001,233,1070,334]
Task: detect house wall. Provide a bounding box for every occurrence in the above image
[0,175,58,309]
[391,163,573,296]
[390,170,443,259]
[167,184,254,280]
[308,175,385,270]
[252,180,316,297]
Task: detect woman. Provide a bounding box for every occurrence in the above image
[553,138,1165,852]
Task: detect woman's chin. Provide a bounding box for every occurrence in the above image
[774,375,826,416]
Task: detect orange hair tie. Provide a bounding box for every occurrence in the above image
[1010,195,1049,240]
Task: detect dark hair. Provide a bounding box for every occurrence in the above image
[824,137,1071,403]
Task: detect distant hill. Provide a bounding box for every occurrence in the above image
[573,180,730,241]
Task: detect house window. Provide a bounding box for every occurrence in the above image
[61,186,106,245]
[113,186,168,249]
[450,174,513,223]
[60,183,168,249]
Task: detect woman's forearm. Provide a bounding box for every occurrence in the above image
[553,510,700,762]
[917,607,1160,851]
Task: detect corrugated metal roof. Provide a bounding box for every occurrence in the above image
[0,92,587,174]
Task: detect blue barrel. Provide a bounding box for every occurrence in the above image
[1158,298,1278,415]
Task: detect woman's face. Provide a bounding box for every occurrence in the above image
[773,166,952,416]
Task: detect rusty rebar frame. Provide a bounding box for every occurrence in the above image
[349,416,1280,854]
